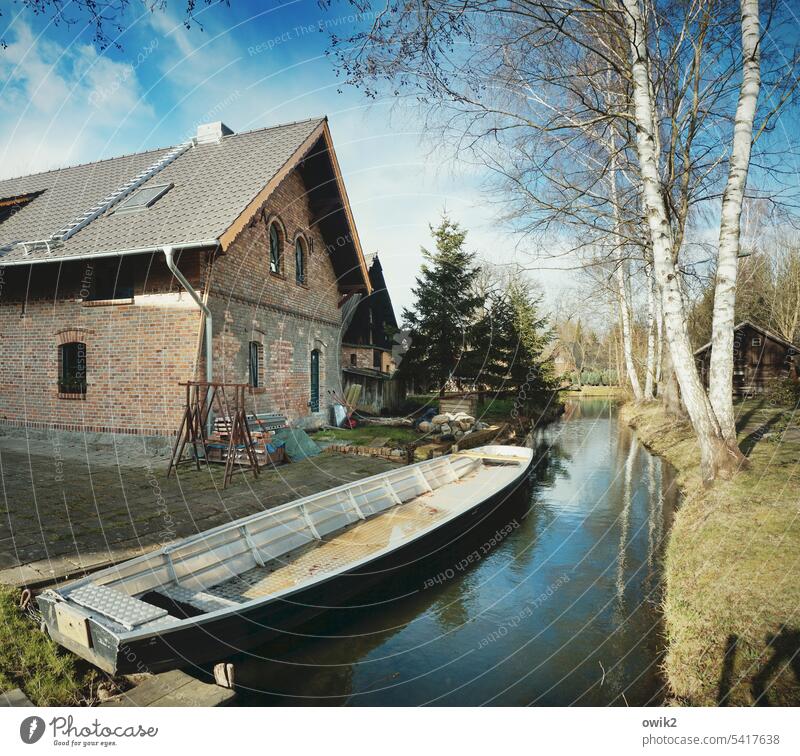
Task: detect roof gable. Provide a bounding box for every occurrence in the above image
[694,320,800,355]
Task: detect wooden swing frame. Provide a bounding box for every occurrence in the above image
[167,381,260,488]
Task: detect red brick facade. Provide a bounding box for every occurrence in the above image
[208,169,345,426]
[0,165,354,435]
[342,344,395,374]
[0,255,205,435]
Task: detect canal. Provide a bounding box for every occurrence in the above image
[232,397,680,705]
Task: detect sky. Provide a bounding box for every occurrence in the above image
[0,0,567,316]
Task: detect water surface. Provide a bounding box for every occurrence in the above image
[232,398,679,705]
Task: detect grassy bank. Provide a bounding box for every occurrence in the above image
[0,586,96,705]
[560,385,626,397]
[621,400,800,705]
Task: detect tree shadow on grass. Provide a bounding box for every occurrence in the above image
[751,628,800,706]
[717,634,739,706]
[735,398,767,431]
[739,411,784,457]
[717,629,800,705]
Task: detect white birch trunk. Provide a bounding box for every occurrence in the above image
[621,0,743,482]
[655,283,664,389]
[608,149,643,401]
[643,265,657,400]
[708,0,761,442]
[616,258,643,400]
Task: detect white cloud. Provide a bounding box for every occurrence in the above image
[0,21,154,179]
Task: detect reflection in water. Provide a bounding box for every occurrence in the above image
[230,398,679,706]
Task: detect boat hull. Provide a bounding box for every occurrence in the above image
[40,453,533,675]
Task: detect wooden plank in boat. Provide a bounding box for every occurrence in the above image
[453,452,525,464]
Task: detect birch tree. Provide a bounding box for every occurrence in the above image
[643,266,657,400]
[332,0,798,480]
[620,0,746,479]
[707,0,762,443]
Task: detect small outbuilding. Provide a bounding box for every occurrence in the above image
[341,254,405,414]
[694,320,799,396]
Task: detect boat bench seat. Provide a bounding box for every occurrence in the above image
[68,583,169,631]
[156,583,242,612]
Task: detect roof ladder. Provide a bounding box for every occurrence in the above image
[51,141,192,243]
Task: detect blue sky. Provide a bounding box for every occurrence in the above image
[0,0,554,314]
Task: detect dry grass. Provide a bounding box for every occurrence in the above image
[622,401,800,706]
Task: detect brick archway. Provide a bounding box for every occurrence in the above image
[56,327,91,345]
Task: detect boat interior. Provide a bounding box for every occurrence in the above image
[48,447,531,639]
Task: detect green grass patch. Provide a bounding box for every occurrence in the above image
[311,425,420,447]
[621,400,800,705]
[0,586,96,705]
[560,386,626,397]
[477,395,564,423]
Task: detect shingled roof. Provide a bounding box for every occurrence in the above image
[0,117,371,290]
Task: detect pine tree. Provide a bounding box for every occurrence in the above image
[468,281,555,398]
[400,216,482,394]
[469,291,517,389]
[507,281,555,395]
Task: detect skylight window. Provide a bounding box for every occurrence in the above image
[115,183,172,213]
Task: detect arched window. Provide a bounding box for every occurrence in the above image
[269,221,281,274]
[248,341,261,388]
[310,349,320,412]
[295,237,306,284]
[59,342,87,396]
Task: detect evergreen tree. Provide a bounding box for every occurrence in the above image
[468,291,517,389]
[400,216,482,394]
[468,281,556,397]
[506,282,556,396]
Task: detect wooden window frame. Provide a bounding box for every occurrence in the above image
[58,341,87,399]
[295,236,307,286]
[268,220,283,276]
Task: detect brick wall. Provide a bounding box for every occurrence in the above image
[342,345,375,371]
[0,253,205,435]
[342,345,396,375]
[208,168,349,427]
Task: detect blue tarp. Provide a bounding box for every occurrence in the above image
[272,428,321,461]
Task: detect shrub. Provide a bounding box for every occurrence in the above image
[764,378,800,408]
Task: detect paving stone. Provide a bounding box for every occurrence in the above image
[0,688,33,706]
[0,442,395,587]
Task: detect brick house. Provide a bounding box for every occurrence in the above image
[0,117,372,436]
[341,254,405,413]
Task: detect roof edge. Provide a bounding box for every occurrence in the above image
[218,119,326,252]
[693,319,800,355]
[0,239,218,267]
[320,122,372,295]
[217,117,373,295]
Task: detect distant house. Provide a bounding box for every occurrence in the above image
[694,320,799,396]
[341,254,405,414]
[551,341,576,380]
[0,117,373,436]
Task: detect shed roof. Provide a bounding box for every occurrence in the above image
[693,320,800,356]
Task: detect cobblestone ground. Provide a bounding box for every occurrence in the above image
[0,435,395,587]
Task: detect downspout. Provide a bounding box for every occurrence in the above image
[164,245,214,434]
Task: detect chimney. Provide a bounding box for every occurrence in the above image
[195,121,233,145]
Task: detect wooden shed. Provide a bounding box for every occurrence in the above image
[694,320,799,396]
[439,393,479,417]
